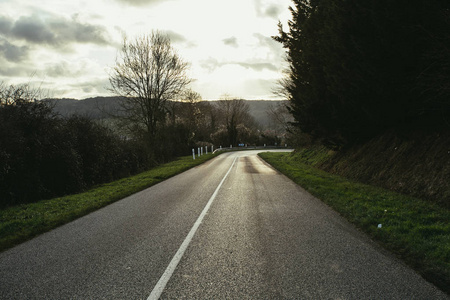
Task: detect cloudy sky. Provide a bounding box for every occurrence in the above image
[0,0,292,100]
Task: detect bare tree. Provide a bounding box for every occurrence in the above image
[266,101,294,133]
[215,95,255,146]
[166,89,202,126]
[181,89,202,128]
[108,31,191,140]
[0,81,47,106]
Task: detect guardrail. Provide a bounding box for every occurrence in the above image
[192,145,290,159]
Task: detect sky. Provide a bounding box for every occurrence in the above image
[0,0,292,100]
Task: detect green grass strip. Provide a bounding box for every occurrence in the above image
[259,152,450,294]
[0,154,216,252]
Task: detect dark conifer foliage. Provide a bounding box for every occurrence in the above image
[275,0,450,146]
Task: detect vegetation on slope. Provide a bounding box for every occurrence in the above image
[289,129,450,209]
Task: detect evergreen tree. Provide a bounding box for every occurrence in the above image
[275,0,450,146]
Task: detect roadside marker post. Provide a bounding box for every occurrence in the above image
[192,149,195,160]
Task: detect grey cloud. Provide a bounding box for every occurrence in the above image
[236,62,278,72]
[265,5,281,18]
[253,0,284,19]
[61,20,109,45]
[199,57,277,73]
[0,16,13,34]
[12,16,55,44]
[0,67,26,76]
[164,30,197,48]
[45,59,101,79]
[223,36,238,48]
[253,33,284,55]
[82,85,94,93]
[45,64,66,78]
[114,0,167,6]
[0,39,30,62]
[45,61,77,78]
[46,78,110,99]
[200,57,220,73]
[165,30,187,43]
[0,58,32,76]
[1,14,110,48]
[69,78,110,94]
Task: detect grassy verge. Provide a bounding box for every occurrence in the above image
[0,153,216,252]
[259,152,450,294]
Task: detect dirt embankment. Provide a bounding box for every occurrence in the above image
[297,129,450,209]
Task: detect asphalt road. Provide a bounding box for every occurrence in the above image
[0,150,447,299]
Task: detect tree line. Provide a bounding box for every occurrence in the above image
[0,86,280,207]
[275,0,449,147]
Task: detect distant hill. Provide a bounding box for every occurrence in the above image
[242,100,284,128]
[45,97,124,119]
[45,97,288,129]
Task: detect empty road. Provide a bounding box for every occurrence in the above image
[0,150,447,299]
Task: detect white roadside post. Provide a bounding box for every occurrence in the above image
[212,145,214,153]
[192,149,195,160]
[201,147,203,156]
[206,146,208,155]
[198,148,200,157]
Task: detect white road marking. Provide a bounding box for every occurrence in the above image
[147,156,238,300]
